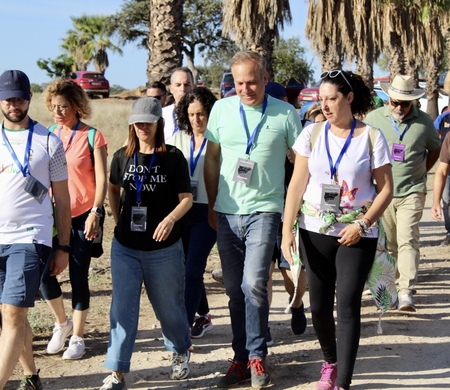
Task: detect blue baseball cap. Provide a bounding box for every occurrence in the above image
[265,81,286,100]
[0,70,31,101]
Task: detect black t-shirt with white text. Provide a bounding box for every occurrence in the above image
[109,145,190,251]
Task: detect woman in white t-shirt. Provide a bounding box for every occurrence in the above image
[281,71,393,390]
[172,87,217,340]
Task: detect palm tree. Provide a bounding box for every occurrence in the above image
[147,0,184,84]
[61,15,122,74]
[222,0,291,78]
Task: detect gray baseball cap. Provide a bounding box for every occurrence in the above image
[129,97,162,124]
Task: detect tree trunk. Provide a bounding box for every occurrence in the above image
[147,0,184,85]
[425,55,440,120]
[388,39,405,81]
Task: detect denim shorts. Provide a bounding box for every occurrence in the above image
[0,243,50,307]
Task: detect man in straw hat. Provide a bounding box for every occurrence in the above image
[365,74,441,312]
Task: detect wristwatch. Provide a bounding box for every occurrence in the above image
[91,207,104,217]
[56,243,71,253]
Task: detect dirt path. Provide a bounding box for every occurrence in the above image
[6,171,450,389]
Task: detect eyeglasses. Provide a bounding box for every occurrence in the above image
[320,70,353,91]
[149,95,164,101]
[390,99,411,108]
[51,104,70,112]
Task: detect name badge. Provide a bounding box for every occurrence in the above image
[391,143,405,162]
[24,174,48,204]
[131,206,147,232]
[320,184,341,213]
[233,158,255,186]
[190,180,198,201]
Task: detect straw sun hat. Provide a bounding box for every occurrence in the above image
[380,75,425,101]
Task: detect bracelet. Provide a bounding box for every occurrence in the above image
[355,219,370,236]
[165,215,176,225]
[90,211,101,218]
[362,216,372,227]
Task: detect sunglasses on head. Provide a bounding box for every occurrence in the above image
[390,99,411,108]
[320,70,353,91]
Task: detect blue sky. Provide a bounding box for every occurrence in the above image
[1,1,320,89]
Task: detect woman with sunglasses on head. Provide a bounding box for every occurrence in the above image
[172,87,217,340]
[281,70,393,390]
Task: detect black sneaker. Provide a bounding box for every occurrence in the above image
[440,236,450,246]
[217,359,251,388]
[17,371,43,390]
[191,313,213,338]
[248,358,271,388]
[291,303,307,335]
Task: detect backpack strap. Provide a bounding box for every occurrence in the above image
[48,124,58,133]
[310,121,326,151]
[368,126,377,157]
[87,127,96,153]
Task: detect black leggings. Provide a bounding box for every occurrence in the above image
[299,228,377,390]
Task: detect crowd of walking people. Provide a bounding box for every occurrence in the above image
[0,49,446,390]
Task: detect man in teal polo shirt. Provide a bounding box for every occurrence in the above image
[365,75,440,312]
[204,51,301,388]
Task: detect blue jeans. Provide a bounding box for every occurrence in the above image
[182,203,217,325]
[216,212,280,362]
[442,173,450,235]
[40,211,92,310]
[105,237,191,373]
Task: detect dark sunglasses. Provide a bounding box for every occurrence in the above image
[149,94,164,101]
[320,70,353,91]
[390,99,411,108]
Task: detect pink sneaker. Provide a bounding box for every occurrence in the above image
[316,362,337,390]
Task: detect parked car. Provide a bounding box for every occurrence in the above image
[69,71,110,98]
[224,88,237,98]
[297,86,319,111]
[220,72,234,98]
[418,91,449,114]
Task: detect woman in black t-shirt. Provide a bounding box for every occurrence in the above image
[100,97,193,390]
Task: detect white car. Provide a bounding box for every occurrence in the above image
[418,92,449,114]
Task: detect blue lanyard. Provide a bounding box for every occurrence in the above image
[172,109,179,135]
[57,121,80,151]
[189,135,207,177]
[133,148,156,205]
[239,95,268,156]
[390,119,409,142]
[1,117,34,177]
[325,119,356,182]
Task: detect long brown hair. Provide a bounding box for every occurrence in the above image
[124,117,166,157]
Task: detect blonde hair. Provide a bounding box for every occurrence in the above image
[43,79,92,119]
[231,51,266,79]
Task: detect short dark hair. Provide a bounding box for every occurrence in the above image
[170,67,194,85]
[146,81,167,93]
[176,87,217,135]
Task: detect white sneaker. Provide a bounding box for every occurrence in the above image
[211,269,224,284]
[62,335,86,359]
[398,293,416,312]
[100,373,127,390]
[170,350,190,380]
[46,317,73,354]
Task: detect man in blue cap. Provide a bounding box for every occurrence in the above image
[0,70,71,389]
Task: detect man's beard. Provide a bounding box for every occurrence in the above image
[1,107,29,123]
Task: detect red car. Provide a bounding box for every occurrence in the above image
[297,86,319,106]
[69,71,110,98]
